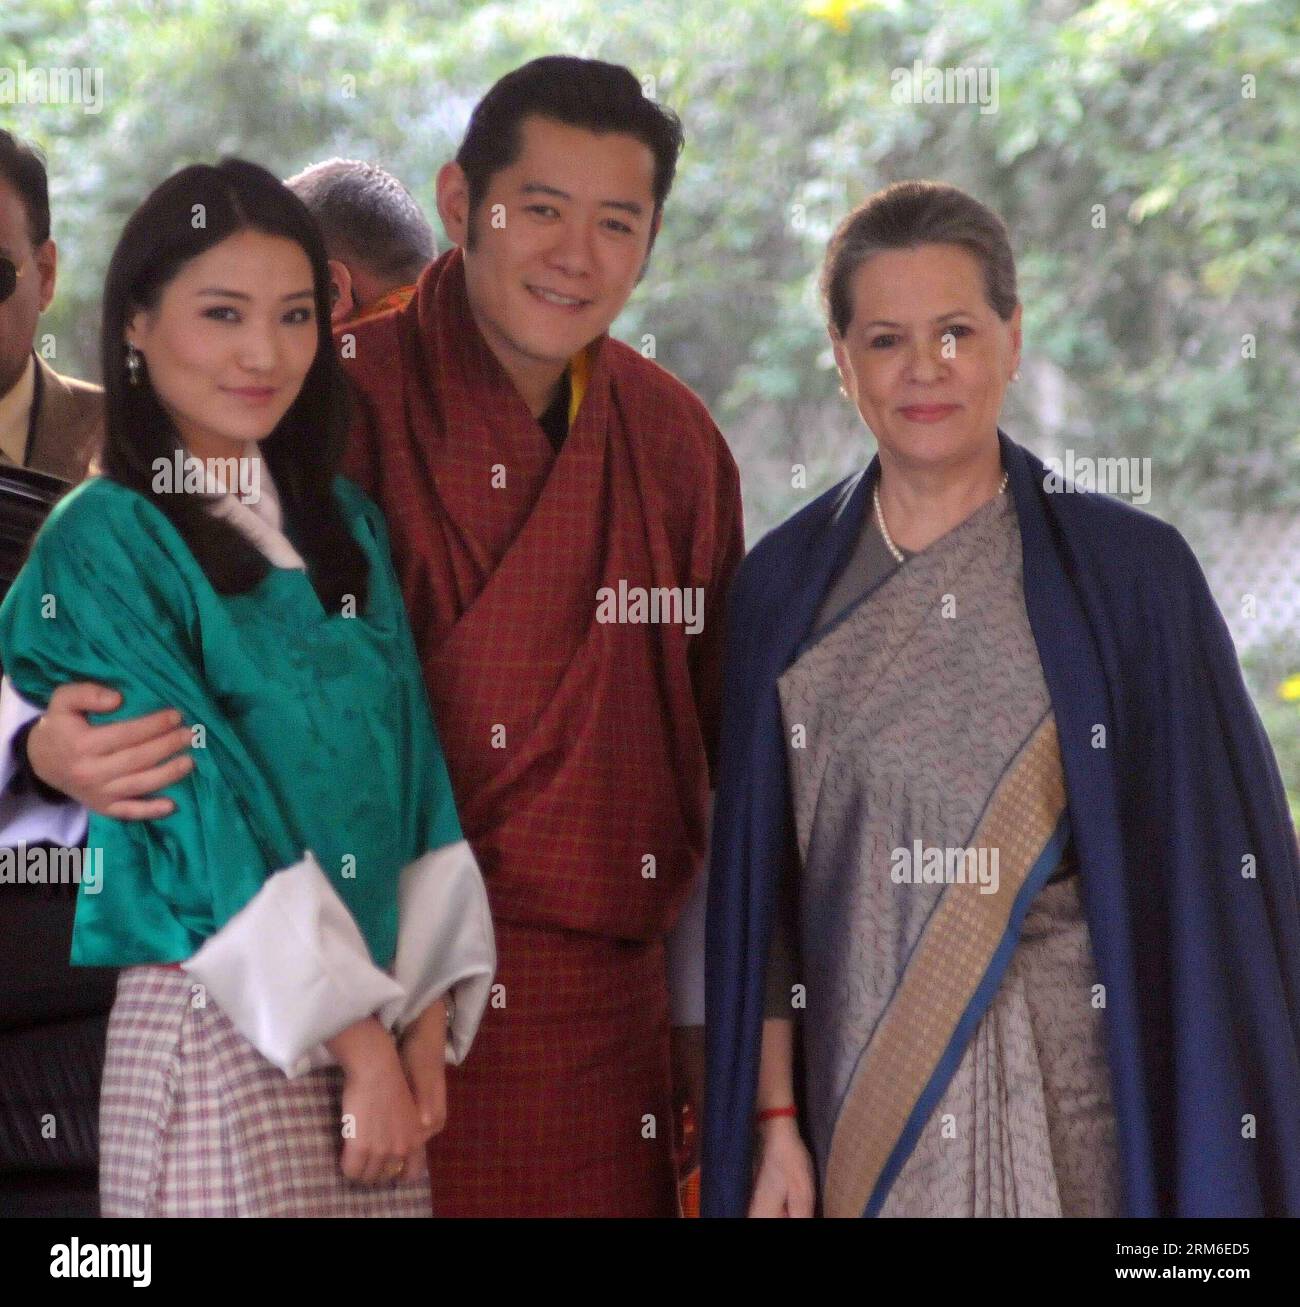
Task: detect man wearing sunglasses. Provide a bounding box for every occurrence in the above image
[0,129,102,482]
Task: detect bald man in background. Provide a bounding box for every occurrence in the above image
[0,129,100,483]
[286,157,436,325]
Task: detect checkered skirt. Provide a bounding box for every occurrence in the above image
[99,965,431,1217]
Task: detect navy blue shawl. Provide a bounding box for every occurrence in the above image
[702,432,1300,1216]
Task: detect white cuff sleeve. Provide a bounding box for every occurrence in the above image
[377,838,496,1065]
[665,797,712,1028]
[181,850,405,1078]
[0,676,90,848]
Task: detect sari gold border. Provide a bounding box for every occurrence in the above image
[822,712,1066,1217]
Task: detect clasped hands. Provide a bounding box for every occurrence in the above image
[329,996,451,1186]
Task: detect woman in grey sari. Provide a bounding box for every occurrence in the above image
[705,181,1300,1219]
[746,183,1133,1217]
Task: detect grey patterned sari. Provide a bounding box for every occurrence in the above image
[778,489,1120,1216]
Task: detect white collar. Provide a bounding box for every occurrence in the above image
[190,453,307,571]
[0,353,37,466]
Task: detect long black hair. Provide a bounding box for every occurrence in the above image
[100,157,368,610]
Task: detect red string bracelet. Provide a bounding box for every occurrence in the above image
[755,1105,798,1123]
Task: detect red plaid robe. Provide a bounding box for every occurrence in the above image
[338,248,743,1215]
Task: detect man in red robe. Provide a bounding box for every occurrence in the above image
[336,55,743,1215]
[8,55,742,1216]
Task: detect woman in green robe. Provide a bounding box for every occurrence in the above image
[0,159,494,1216]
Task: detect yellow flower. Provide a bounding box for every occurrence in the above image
[807,0,874,34]
[1280,675,1300,702]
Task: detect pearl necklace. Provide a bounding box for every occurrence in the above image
[873,470,1010,565]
